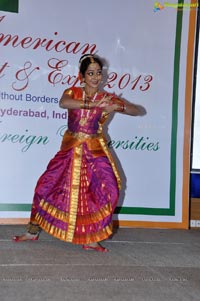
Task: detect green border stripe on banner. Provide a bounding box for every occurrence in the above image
[168,0,184,215]
[0,204,31,211]
[0,0,18,13]
[0,1,184,215]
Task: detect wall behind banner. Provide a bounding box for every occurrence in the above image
[0,0,197,228]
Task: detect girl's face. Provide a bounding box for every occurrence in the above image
[84,63,102,90]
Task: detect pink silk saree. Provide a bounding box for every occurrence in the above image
[30,87,121,244]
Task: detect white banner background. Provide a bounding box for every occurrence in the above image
[0,0,194,226]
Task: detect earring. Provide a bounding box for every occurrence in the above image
[80,79,86,88]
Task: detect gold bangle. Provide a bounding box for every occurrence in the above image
[116,103,126,112]
[122,103,126,112]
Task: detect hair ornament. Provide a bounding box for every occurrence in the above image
[90,57,95,64]
[79,55,94,68]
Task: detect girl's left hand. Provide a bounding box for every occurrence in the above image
[96,94,112,107]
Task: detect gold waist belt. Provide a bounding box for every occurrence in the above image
[67,130,99,140]
[60,130,105,157]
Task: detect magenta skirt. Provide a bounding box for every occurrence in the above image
[30,142,119,244]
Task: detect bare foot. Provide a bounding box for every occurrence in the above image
[82,242,109,252]
[12,232,39,242]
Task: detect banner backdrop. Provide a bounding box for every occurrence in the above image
[0,0,197,228]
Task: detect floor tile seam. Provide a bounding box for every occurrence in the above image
[132,266,199,294]
[148,265,190,282]
[108,241,186,245]
[0,277,192,283]
[1,264,200,268]
[0,272,198,283]
[0,239,191,245]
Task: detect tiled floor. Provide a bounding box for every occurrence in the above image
[1,226,200,301]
